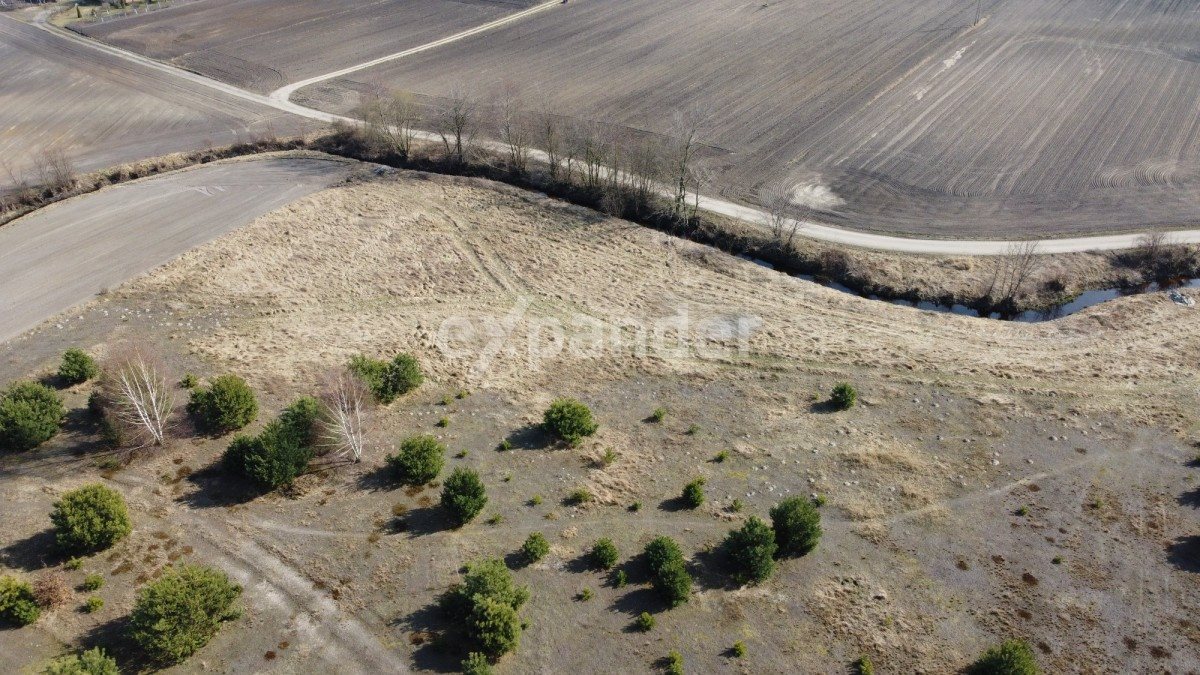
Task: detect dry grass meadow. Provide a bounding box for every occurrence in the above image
[2,171,1197,673]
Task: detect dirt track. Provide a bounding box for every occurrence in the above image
[0,156,351,344]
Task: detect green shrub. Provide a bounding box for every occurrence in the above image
[635,611,655,632]
[461,652,492,675]
[665,649,684,675]
[712,450,729,463]
[730,498,744,513]
[770,496,822,557]
[566,487,593,506]
[830,382,857,410]
[853,655,875,675]
[64,557,83,571]
[129,564,242,664]
[681,477,705,509]
[644,536,691,607]
[613,569,628,588]
[179,373,199,389]
[577,588,593,601]
[0,381,65,453]
[542,398,598,445]
[496,439,513,452]
[723,516,777,584]
[440,558,529,660]
[84,596,104,613]
[485,513,503,526]
[649,407,667,423]
[81,573,104,592]
[277,396,320,448]
[58,349,98,385]
[732,641,747,658]
[222,397,320,490]
[470,596,522,659]
[0,576,40,626]
[349,353,423,404]
[521,532,550,563]
[42,648,118,675]
[441,467,487,525]
[50,484,131,553]
[968,639,1039,675]
[387,435,446,485]
[187,374,257,434]
[590,538,619,570]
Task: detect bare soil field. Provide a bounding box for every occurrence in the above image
[1,172,1197,673]
[77,0,540,94]
[294,0,1200,239]
[0,16,306,191]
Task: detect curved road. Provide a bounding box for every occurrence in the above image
[13,12,1200,254]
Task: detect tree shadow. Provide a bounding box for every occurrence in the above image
[1167,535,1200,573]
[0,528,63,572]
[79,613,154,673]
[808,400,839,414]
[612,587,668,632]
[1177,487,1200,509]
[564,553,596,574]
[690,546,740,592]
[501,424,553,451]
[398,602,460,673]
[404,505,450,537]
[175,460,260,509]
[38,373,69,390]
[657,496,692,513]
[354,463,396,493]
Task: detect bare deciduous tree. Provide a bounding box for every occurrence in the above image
[665,105,712,218]
[361,90,420,159]
[102,343,175,448]
[536,100,563,181]
[319,369,370,463]
[433,87,478,166]
[34,146,75,192]
[981,241,1041,311]
[759,180,791,242]
[495,83,533,175]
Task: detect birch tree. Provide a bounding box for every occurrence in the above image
[319,369,370,463]
[102,344,174,448]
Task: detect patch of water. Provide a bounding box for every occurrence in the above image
[738,255,1198,323]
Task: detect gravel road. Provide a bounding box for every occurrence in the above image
[0,157,351,343]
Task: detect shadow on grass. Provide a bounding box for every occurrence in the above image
[1167,535,1200,573]
[807,399,840,414]
[0,528,63,572]
[690,546,741,592]
[403,505,451,538]
[657,496,694,513]
[1177,486,1200,509]
[79,613,156,673]
[397,603,460,673]
[353,463,396,493]
[500,424,553,451]
[612,587,670,633]
[176,461,260,509]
